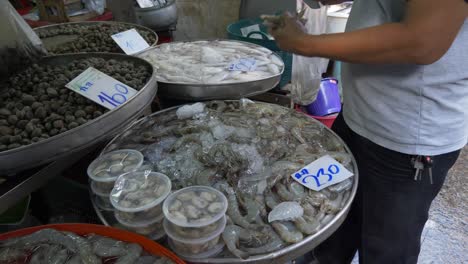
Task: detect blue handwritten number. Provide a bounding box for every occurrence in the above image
[98,84,129,108]
[299,164,340,187]
[114,84,129,94]
[328,164,340,175]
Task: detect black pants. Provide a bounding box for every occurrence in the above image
[314,113,461,264]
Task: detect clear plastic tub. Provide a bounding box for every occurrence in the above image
[93,193,114,211]
[117,213,165,237]
[114,206,163,225]
[90,180,114,196]
[168,239,224,260]
[165,216,226,256]
[87,149,144,182]
[164,214,226,239]
[110,171,171,222]
[163,186,228,228]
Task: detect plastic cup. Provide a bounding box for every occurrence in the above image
[110,171,171,223]
[116,213,165,237]
[165,216,226,256]
[93,193,114,211]
[163,214,226,239]
[163,186,228,228]
[87,149,144,183]
[90,180,114,196]
[168,239,224,260]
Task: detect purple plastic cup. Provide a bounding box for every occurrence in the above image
[306,78,342,116]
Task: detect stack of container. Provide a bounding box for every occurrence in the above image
[87,149,144,211]
[163,186,228,259]
[110,171,172,240]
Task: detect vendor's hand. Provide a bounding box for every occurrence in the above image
[265,12,308,53]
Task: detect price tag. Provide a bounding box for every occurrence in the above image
[291,155,354,191]
[111,29,150,55]
[228,58,257,72]
[65,67,137,110]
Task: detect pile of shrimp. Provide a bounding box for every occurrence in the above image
[0,228,174,263]
[103,100,355,259]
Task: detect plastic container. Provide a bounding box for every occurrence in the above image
[168,239,224,260]
[87,149,144,183]
[306,78,342,117]
[114,206,163,225]
[93,193,114,211]
[116,213,165,237]
[0,224,186,264]
[90,180,114,196]
[165,216,226,256]
[163,186,228,228]
[164,215,226,239]
[110,171,171,223]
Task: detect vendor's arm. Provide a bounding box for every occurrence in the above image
[271,0,468,65]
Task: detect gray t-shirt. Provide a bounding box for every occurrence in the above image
[342,0,468,155]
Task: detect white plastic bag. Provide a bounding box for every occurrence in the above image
[0,2,46,78]
[289,0,329,105]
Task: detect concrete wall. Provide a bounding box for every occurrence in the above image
[107,0,241,40]
[174,0,241,41]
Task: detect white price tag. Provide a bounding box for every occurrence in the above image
[111,28,150,55]
[291,155,354,191]
[228,58,257,72]
[65,67,138,110]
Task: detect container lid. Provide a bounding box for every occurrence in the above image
[163,216,226,244]
[110,171,172,213]
[163,186,228,228]
[87,149,144,182]
[168,239,225,260]
[115,210,164,228]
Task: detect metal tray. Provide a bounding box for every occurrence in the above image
[138,41,284,101]
[34,21,158,55]
[0,53,158,174]
[92,101,359,263]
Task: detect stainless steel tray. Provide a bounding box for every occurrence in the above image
[0,53,158,174]
[92,101,358,263]
[138,41,284,101]
[34,21,158,55]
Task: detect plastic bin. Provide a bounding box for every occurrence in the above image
[227,18,292,88]
[0,223,186,264]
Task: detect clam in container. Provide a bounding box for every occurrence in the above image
[165,216,227,257]
[87,149,144,194]
[110,171,172,224]
[162,186,228,228]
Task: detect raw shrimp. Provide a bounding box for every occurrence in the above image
[271,222,304,243]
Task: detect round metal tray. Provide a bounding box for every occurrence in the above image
[34,21,159,55]
[92,101,359,263]
[138,40,284,101]
[0,53,158,174]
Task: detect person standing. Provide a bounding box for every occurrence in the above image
[266,0,468,263]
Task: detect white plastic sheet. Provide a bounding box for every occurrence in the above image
[289,0,329,105]
[0,2,46,78]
